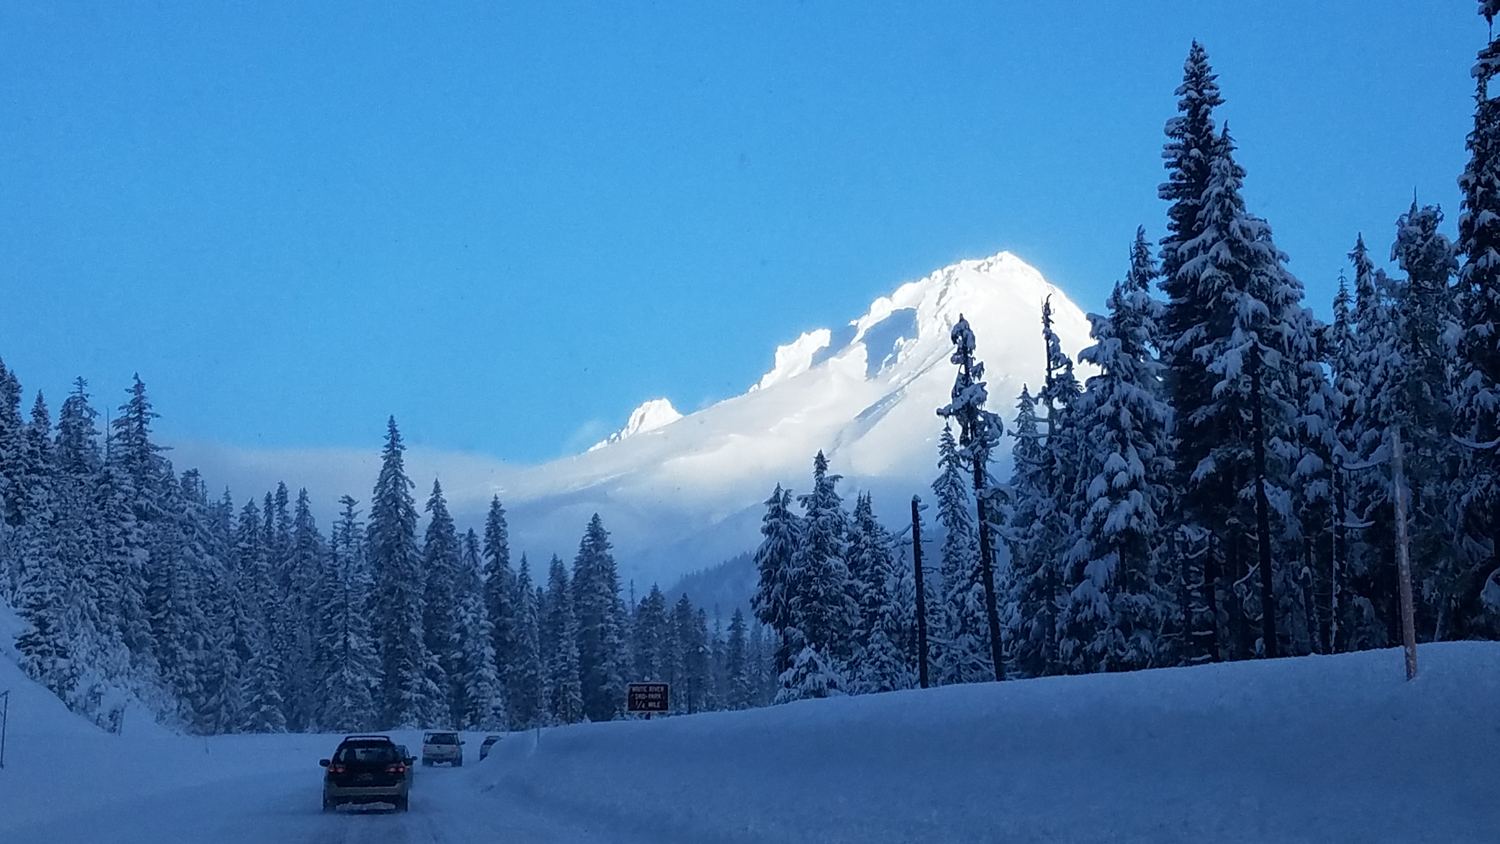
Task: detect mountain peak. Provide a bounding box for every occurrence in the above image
[590,398,683,451]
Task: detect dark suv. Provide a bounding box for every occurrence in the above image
[320,734,411,812]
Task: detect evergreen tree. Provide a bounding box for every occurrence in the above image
[369,417,440,728]
[541,554,583,724]
[0,356,25,533]
[935,313,1007,681]
[751,484,800,675]
[724,608,753,709]
[1388,204,1462,640]
[1158,43,1227,664]
[482,496,516,705]
[1174,126,1306,659]
[1058,230,1174,673]
[789,453,859,668]
[932,426,988,684]
[632,584,672,683]
[508,555,544,728]
[673,594,712,714]
[1453,10,1500,637]
[455,529,505,729]
[312,496,379,731]
[571,514,626,722]
[422,479,461,726]
[280,488,324,730]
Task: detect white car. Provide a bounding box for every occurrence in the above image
[422,731,464,766]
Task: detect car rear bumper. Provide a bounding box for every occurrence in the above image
[325,782,407,802]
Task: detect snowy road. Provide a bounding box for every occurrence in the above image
[6,644,1500,843]
[4,737,636,844]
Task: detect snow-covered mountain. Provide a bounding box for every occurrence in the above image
[174,250,1092,591]
[490,251,1093,590]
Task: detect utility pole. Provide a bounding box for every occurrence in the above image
[911,496,930,689]
[1390,427,1419,681]
[1,689,9,769]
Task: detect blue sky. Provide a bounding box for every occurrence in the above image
[0,1,1486,464]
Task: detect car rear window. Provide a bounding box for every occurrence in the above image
[335,743,397,764]
[425,733,458,744]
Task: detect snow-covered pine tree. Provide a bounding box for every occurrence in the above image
[279,488,324,731]
[1453,12,1500,637]
[789,453,859,675]
[673,594,712,713]
[0,357,25,537]
[369,417,440,728]
[1175,125,1307,659]
[233,497,284,732]
[1057,229,1174,674]
[1002,386,1047,675]
[774,644,844,704]
[751,484,800,675]
[632,584,672,684]
[541,554,583,724]
[508,555,543,728]
[455,529,505,729]
[571,514,627,722]
[481,496,517,709]
[421,479,461,727]
[847,493,911,693]
[1157,43,1227,664]
[935,313,1007,681]
[931,425,989,684]
[724,608,752,709]
[1386,203,1463,641]
[14,393,75,698]
[311,495,379,731]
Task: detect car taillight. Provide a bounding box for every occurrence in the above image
[328,764,347,774]
[386,764,406,774]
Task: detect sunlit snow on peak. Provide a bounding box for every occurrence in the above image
[589,398,683,451]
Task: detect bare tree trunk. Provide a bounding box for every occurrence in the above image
[1251,352,1280,659]
[1391,427,1418,681]
[911,496,930,690]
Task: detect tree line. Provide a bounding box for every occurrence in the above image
[0,379,777,732]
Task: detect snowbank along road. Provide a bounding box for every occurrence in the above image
[2,641,1499,843]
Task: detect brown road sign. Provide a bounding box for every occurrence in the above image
[627,683,669,713]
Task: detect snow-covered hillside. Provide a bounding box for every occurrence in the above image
[176,252,1090,589]
[3,638,1496,843]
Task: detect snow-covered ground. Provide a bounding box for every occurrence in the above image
[3,641,1497,843]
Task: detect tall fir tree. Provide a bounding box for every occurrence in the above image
[421,479,461,727]
[1454,7,1500,636]
[932,426,988,684]
[369,417,441,728]
[1158,43,1227,664]
[508,555,544,728]
[751,484,801,676]
[541,555,583,724]
[571,514,627,722]
[1058,230,1174,673]
[455,528,505,729]
[482,496,516,708]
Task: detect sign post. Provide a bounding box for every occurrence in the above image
[627,683,669,719]
[1,689,9,769]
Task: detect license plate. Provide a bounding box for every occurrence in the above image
[358,774,373,782]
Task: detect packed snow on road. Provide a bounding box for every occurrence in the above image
[1,639,1497,844]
